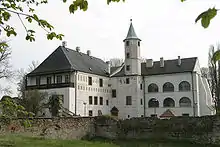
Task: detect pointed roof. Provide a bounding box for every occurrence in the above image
[123,19,141,41]
[160,109,175,118]
[27,46,109,76]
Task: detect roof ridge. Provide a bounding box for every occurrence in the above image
[60,46,74,70]
[148,57,197,63]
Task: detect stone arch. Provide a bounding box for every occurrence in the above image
[111,106,119,116]
[163,97,175,107]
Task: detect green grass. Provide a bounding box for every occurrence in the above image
[0,135,217,147]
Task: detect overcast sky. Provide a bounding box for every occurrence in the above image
[2,0,220,96]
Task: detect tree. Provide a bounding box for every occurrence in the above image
[46,94,63,117]
[19,90,48,116]
[206,44,220,114]
[0,0,126,51]
[0,41,14,95]
[110,58,124,67]
[17,60,39,98]
[0,96,34,127]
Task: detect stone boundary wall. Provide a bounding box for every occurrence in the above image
[1,116,220,144]
[0,117,95,140]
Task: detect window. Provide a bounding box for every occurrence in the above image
[140,99,143,105]
[182,113,189,117]
[148,83,158,92]
[36,76,40,85]
[163,82,174,92]
[163,98,175,107]
[179,97,191,107]
[99,79,103,87]
[88,77,92,85]
[65,75,70,83]
[126,65,130,71]
[100,97,103,105]
[128,115,130,118]
[111,107,118,116]
[57,75,62,83]
[112,89,116,98]
[138,41,140,46]
[94,96,98,105]
[106,100,109,106]
[126,78,130,84]
[148,98,159,108]
[89,110,93,116]
[126,53,130,58]
[179,81,190,91]
[126,96,132,105]
[89,96,92,105]
[126,41,129,46]
[140,84,142,90]
[47,77,51,84]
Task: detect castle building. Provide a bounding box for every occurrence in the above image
[26,20,215,119]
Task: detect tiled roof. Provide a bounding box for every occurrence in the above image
[111,57,197,77]
[28,46,109,76]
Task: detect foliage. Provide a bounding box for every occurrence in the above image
[0,40,14,95]
[181,1,218,29]
[0,96,34,127]
[0,0,125,51]
[19,90,48,117]
[206,45,220,113]
[109,58,124,67]
[17,60,39,98]
[45,94,63,117]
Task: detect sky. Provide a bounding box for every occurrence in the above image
[2,0,220,97]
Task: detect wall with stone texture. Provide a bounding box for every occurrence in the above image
[0,117,95,140]
[1,116,220,145]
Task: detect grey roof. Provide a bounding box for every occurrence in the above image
[112,57,197,77]
[124,21,140,41]
[28,46,109,76]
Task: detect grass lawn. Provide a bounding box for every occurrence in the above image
[0,135,116,147]
[0,135,217,147]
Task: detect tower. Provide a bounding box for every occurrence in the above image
[123,19,141,75]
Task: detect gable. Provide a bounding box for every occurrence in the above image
[28,46,72,76]
[27,46,109,77]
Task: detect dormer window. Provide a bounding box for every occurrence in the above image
[126,53,130,58]
[126,41,129,46]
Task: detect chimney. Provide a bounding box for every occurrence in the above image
[106,61,111,74]
[146,59,153,68]
[76,46,80,52]
[62,41,67,47]
[87,50,91,56]
[160,57,164,67]
[178,56,181,66]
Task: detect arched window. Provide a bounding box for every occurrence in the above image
[163,82,174,92]
[111,106,119,116]
[148,98,159,108]
[148,83,159,92]
[163,98,175,107]
[179,81,191,91]
[179,97,191,107]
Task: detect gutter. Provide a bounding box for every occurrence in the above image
[191,71,196,116]
[74,71,78,115]
[143,76,146,117]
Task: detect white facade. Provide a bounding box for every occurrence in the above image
[26,20,215,119]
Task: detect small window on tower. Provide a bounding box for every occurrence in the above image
[126,65,130,71]
[138,41,140,46]
[126,41,129,46]
[126,53,130,58]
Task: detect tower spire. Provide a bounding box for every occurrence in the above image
[123,19,140,42]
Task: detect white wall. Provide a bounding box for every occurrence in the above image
[76,71,111,116]
[110,76,144,119]
[144,73,195,117]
